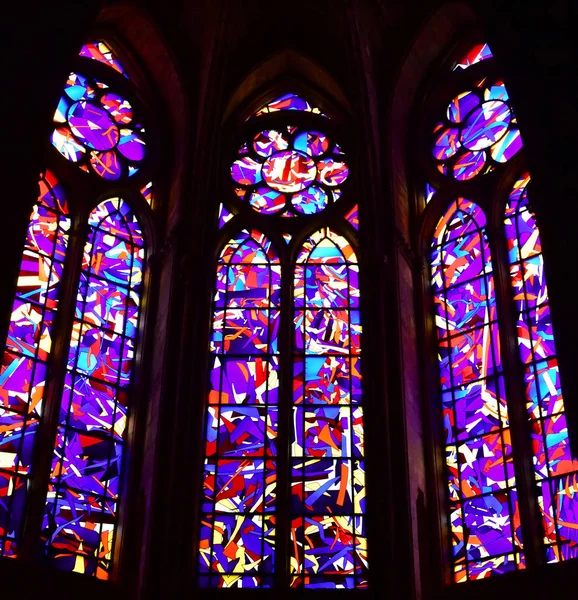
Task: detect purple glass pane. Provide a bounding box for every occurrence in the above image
[68,102,119,151]
[117,130,146,161]
[231,156,263,186]
[90,151,121,180]
[453,150,486,180]
[460,101,511,151]
[447,92,481,123]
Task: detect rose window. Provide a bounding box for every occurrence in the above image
[432,80,522,180]
[230,127,348,215]
[51,72,146,180]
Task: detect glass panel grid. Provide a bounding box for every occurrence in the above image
[290,228,367,589]
[199,230,279,588]
[41,198,144,579]
[0,171,70,558]
[505,176,578,561]
[432,198,524,581]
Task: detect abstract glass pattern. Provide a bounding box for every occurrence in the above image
[431,199,524,581]
[231,128,348,216]
[199,230,280,588]
[140,181,154,208]
[291,228,367,589]
[0,171,70,558]
[40,198,144,579]
[254,94,326,118]
[454,44,493,71]
[79,42,127,77]
[218,204,234,229]
[432,48,522,181]
[51,44,145,179]
[505,175,578,562]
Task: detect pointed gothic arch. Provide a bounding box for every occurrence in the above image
[0,21,176,580]
[412,26,578,588]
[195,76,369,588]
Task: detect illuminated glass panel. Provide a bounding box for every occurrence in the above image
[454,44,494,71]
[51,43,145,179]
[230,128,348,216]
[40,198,144,579]
[140,181,154,208]
[0,171,70,558]
[291,228,367,589]
[433,50,522,180]
[199,230,280,588]
[505,175,578,562]
[431,199,524,581]
[345,205,359,230]
[218,204,234,229]
[425,183,436,205]
[254,94,326,118]
[79,42,127,77]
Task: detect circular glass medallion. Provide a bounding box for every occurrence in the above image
[261,150,316,193]
[293,131,329,156]
[460,101,511,151]
[231,156,262,186]
[249,187,286,214]
[316,158,349,186]
[447,91,480,123]
[292,186,329,214]
[68,101,119,151]
[118,129,146,161]
[253,130,288,157]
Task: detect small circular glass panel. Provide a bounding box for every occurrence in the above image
[460,101,511,151]
[68,101,119,151]
[261,150,316,193]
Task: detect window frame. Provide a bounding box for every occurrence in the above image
[414,34,578,596]
[193,88,376,592]
[0,34,160,584]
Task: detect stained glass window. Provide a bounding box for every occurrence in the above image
[505,176,578,562]
[432,70,521,180]
[431,199,522,581]
[41,198,145,578]
[199,91,366,588]
[0,38,152,579]
[230,128,348,216]
[199,230,280,588]
[291,229,367,589]
[425,42,578,582]
[51,50,145,179]
[0,171,69,558]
